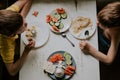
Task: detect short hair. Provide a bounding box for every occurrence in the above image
[0,10,23,36]
[98,2,120,28]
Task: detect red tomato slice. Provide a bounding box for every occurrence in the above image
[52,25,59,32]
[56,8,65,14]
[46,15,52,23]
[32,11,38,17]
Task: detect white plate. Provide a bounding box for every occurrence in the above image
[47,8,71,33]
[21,22,49,48]
[69,17,96,40]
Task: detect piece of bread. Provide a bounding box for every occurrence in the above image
[25,26,37,40]
[72,16,91,34]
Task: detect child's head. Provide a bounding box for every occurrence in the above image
[98,2,120,28]
[0,10,27,36]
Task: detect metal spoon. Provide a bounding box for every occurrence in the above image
[61,33,75,47]
[84,30,89,36]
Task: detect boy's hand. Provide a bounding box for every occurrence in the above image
[24,38,35,53]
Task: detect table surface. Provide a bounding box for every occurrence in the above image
[20,0,100,80]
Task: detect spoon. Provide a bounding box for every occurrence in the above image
[84,30,89,36]
[61,33,75,47]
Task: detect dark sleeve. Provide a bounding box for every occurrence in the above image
[98,27,110,54]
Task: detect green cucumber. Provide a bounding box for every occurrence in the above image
[58,22,64,29]
[63,52,71,59]
[61,12,67,19]
[65,54,71,60]
[63,52,72,65]
[55,22,60,27]
[52,12,61,20]
[49,21,54,26]
[66,59,72,65]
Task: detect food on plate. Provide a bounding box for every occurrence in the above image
[25,26,37,40]
[64,65,75,76]
[52,25,59,32]
[45,51,76,80]
[54,61,65,78]
[71,16,92,34]
[32,11,39,17]
[46,8,67,32]
[56,8,67,19]
[49,53,64,63]
[63,52,72,65]
[54,67,64,78]
[43,61,56,74]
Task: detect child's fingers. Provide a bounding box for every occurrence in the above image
[30,41,35,46]
[79,42,85,49]
[79,41,87,49]
[27,39,35,47]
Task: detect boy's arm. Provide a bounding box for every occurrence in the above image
[5,40,35,76]
[12,0,32,18]
[20,0,32,18]
[5,49,30,76]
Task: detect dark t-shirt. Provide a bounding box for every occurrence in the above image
[98,27,120,80]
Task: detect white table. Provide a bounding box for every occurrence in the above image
[20,0,100,80]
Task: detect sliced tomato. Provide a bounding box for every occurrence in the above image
[64,70,72,76]
[46,15,52,23]
[52,25,59,32]
[32,11,38,17]
[56,8,65,14]
[67,65,76,71]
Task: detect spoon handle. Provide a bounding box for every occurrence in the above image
[75,0,77,11]
[66,36,75,47]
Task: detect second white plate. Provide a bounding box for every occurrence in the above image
[69,16,96,40]
[21,21,49,48]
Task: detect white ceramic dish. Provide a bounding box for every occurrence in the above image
[69,16,96,40]
[21,22,49,48]
[47,8,71,33]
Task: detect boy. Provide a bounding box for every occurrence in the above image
[0,0,35,77]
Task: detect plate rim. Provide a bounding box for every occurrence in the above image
[47,8,72,34]
[69,16,96,40]
[46,50,76,80]
[21,25,50,48]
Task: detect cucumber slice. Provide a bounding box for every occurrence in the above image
[61,12,67,19]
[65,54,72,60]
[58,22,64,29]
[53,12,61,20]
[49,21,54,26]
[63,52,68,57]
[63,52,72,65]
[55,22,60,27]
[66,59,72,65]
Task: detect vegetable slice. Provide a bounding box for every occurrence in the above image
[61,12,67,19]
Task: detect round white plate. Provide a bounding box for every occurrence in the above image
[21,22,49,48]
[47,9,71,33]
[69,17,96,40]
